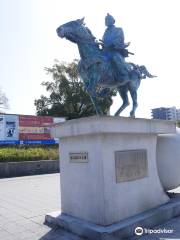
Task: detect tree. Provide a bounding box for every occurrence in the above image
[35,60,115,119]
[0,88,8,111]
[177,121,180,128]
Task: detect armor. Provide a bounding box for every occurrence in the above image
[102,14,131,82]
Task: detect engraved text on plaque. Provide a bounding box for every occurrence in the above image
[115,149,148,182]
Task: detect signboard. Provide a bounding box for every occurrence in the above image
[19,115,53,126]
[69,152,89,163]
[0,114,65,145]
[4,115,19,141]
[19,115,53,140]
[0,140,57,145]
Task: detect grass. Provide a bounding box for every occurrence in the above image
[0,145,59,162]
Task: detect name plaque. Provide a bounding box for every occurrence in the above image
[69,152,88,163]
[115,149,148,182]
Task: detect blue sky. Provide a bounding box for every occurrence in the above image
[0,0,180,118]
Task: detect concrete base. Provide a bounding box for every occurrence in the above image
[45,197,180,240]
[51,116,175,226]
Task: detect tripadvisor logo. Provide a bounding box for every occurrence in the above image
[135,227,143,236]
[135,226,174,236]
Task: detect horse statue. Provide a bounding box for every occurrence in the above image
[56,17,155,117]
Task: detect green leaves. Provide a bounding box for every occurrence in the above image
[35,60,114,119]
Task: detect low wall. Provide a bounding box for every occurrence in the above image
[0,160,60,178]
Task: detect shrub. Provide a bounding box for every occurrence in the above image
[0,145,59,162]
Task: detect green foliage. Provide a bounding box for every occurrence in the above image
[0,146,59,162]
[177,121,180,128]
[34,60,115,119]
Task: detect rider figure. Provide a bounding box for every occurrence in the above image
[102,14,130,82]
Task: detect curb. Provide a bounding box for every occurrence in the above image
[0,160,60,178]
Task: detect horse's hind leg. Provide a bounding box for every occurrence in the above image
[129,85,138,118]
[114,86,129,116]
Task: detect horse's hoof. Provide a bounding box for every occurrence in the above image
[130,113,135,118]
[96,112,104,116]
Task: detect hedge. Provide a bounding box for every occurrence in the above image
[0,145,59,162]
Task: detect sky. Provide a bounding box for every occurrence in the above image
[0,0,180,118]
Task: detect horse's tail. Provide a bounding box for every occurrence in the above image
[139,65,157,78]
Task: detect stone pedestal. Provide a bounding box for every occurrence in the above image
[50,116,175,227]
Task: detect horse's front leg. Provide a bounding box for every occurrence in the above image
[87,87,103,115]
[85,66,104,115]
[89,94,103,116]
[86,80,103,116]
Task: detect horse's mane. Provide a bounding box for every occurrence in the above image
[84,26,96,41]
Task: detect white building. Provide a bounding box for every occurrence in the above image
[152,106,180,120]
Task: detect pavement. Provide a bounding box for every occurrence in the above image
[0,173,180,240]
[0,174,83,240]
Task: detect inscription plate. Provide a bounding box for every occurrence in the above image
[115,149,148,182]
[69,152,88,163]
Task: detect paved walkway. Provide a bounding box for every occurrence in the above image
[0,174,180,240]
[0,174,82,240]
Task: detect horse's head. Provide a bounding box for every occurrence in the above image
[56,18,95,43]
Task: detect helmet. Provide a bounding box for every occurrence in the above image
[105,13,115,27]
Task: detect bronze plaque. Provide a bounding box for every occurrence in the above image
[115,149,148,182]
[69,152,88,163]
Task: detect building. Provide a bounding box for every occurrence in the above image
[151,107,180,120]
